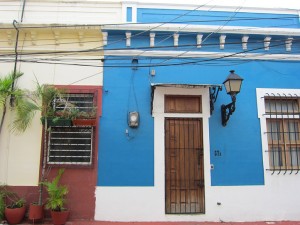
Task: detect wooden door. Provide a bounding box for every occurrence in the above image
[165,118,205,214]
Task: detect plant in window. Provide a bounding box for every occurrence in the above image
[72,107,97,126]
[80,107,97,118]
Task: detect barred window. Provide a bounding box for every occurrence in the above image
[54,93,95,113]
[265,97,300,172]
[48,127,93,165]
[44,87,100,166]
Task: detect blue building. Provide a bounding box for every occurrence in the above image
[96,4,300,222]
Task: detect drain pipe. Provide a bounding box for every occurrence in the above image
[20,0,26,22]
[10,0,26,106]
[10,20,20,106]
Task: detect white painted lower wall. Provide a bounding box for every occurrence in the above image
[95,182,300,222]
[95,86,300,222]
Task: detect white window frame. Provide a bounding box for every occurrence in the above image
[256,88,300,173]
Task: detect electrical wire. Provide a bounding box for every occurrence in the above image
[1,40,298,68]
[2,1,299,85]
[153,1,247,67]
[0,15,298,30]
[1,0,298,60]
[1,37,298,58]
[7,0,218,65]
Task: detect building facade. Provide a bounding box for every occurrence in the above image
[97,2,300,222]
[0,0,300,222]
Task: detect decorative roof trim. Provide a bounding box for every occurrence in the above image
[102,23,300,37]
[104,49,300,61]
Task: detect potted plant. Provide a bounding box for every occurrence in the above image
[11,83,64,215]
[72,107,97,126]
[0,185,26,225]
[28,202,44,222]
[41,169,69,225]
[0,185,10,222]
[4,198,26,225]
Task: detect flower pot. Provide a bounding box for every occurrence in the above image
[41,117,73,127]
[51,210,70,225]
[72,119,97,126]
[28,203,44,221]
[4,206,26,224]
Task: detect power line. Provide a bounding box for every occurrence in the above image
[0,16,298,30]
[1,37,298,58]
[154,2,246,67]
[1,40,297,68]
[13,0,217,65]
[2,1,299,85]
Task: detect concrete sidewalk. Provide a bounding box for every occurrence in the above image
[19,220,300,225]
[68,222,300,225]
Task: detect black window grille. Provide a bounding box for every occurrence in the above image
[264,95,300,174]
[46,92,97,166]
[54,93,95,114]
[47,127,93,165]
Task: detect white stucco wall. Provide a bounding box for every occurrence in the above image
[0,60,103,186]
[0,1,122,24]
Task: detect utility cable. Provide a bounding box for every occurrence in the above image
[0,15,298,30]
[2,40,298,69]
[1,37,297,58]
[145,1,246,67]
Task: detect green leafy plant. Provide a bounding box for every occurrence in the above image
[11,82,65,206]
[75,108,97,119]
[41,169,68,212]
[0,71,24,134]
[0,186,7,220]
[6,198,26,209]
[11,82,63,133]
[0,185,26,220]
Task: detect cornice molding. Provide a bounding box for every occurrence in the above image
[104,49,300,61]
[102,23,300,37]
[0,24,101,30]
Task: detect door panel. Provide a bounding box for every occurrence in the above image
[165,118,205,214]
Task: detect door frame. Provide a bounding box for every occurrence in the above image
[152,85,211,215]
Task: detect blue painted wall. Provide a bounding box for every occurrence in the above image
[99,7,300,186]
[99,54,300,186]
[137,8,300,28]
[98,64,154,186]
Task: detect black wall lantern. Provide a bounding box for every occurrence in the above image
[221,70,243,126]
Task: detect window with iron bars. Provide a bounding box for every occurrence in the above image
[265,97,300,171]
[48,126,94,165]
[46,90,98,166]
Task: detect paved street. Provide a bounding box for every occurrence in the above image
[19,220,300,225]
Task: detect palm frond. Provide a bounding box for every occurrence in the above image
[11,94,40,133]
